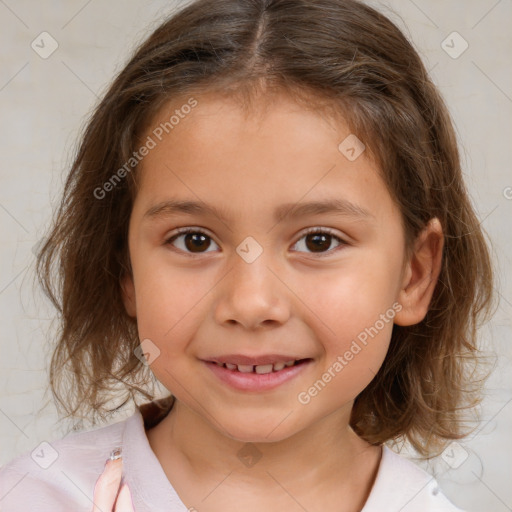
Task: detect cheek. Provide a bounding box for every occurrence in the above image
[323,315,393,396]
[133,263,202,346]
[305,310,393,407]
[307,256,400,335]
[301,255,398,386]
[133,269,200,385]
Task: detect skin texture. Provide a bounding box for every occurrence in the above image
[91,458,134,512]
[120,90,444,511]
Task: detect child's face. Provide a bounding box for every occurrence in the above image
[122,91,424,442]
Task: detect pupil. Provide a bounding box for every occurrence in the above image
[185,233,210,252]
[306,234,330,252]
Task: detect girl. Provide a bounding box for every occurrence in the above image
[0,0,495,511]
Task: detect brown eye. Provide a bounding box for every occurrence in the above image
[166,227,346,257]
[292,229,346,255]
[166,229,218,254]
[306,233,331,252]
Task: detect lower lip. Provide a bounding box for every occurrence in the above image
[204,360,313,392]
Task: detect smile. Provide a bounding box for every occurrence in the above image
[203,358,313,392]
[214,359,306,373]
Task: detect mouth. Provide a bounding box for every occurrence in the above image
[210,358,311,374]
[203,358,314,392]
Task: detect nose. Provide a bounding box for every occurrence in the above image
[213,251,291,330]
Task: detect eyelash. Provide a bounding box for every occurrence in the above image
[164,226,348,258]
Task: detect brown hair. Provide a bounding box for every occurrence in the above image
[36,0,495,456]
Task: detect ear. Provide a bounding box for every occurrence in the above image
[394,218,444,326]
[120,273,137,318]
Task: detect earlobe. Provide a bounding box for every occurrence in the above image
[120,274,137,318]
[394,218,444,327]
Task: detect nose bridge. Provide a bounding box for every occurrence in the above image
[213,241,290,329]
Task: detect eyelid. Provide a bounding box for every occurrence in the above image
[298,226,346,241]
[173,226,215,238]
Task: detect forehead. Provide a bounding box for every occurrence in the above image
[133,91,399,227]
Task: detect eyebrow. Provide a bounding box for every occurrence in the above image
[143,198,374,224]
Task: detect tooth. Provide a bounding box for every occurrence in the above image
[255,364,274,374]
[225,363,237,370]
[284,360,295,367]
[237,364,254,373]
[215,362,224,367]
[273,362,285,371]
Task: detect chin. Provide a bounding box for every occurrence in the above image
[214,415,297,445]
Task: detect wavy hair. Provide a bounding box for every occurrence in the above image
[36,0,496,456]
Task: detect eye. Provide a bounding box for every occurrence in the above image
[165,227,347,257]
[165,227,219,255]
[291,227,347,256]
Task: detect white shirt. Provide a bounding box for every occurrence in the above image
[0,403,464,511]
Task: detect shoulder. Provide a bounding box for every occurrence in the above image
[0,413,131,512]
[362,446,466,512]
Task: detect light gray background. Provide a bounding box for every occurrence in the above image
[0,1,511,510]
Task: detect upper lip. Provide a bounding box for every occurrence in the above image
[204,354,309,366]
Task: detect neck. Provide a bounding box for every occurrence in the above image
[146,398,382,507]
